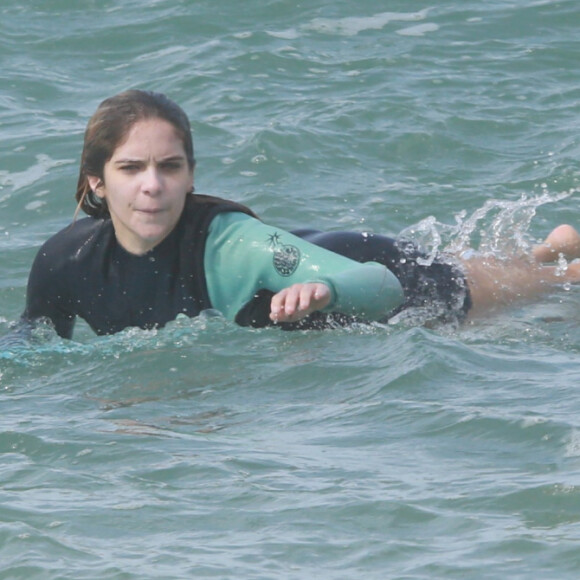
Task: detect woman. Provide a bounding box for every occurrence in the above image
[18,90,580,339]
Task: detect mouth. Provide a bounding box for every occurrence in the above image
[136,207,164,215]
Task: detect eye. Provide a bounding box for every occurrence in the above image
[119,163,141,173]
[160,160,184,171]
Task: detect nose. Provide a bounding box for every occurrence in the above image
[141,166,163,195]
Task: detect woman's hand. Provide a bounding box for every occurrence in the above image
[269,283,331,323]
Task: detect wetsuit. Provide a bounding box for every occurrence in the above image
[292,228,471,326]
[22,194,470,338]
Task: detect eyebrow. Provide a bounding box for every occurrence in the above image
[112,154,187,165]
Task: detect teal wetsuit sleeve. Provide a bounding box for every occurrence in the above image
[204,212,405,322]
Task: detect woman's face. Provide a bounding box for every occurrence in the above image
[89,118,194,255]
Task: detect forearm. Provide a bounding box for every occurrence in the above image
[205,213,405,323]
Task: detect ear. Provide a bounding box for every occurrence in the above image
[87,176,104,198]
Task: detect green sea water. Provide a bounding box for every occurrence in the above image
[2,1,580,578]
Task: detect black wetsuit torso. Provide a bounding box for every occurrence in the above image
[23,195,254,338]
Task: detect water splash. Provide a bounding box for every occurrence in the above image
[387,190,578,328]
[397,190,575,262]
[0,311,232,369]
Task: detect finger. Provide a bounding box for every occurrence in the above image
[281,285,301,316]
[298,284,324,312]
[311,283,331,309]
[269,288,289,321]
[270,283,331,323]
[298,285,315,312]
[270,286,301,322]
[283,284,328,321]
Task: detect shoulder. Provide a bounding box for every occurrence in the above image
[208,210,257,232]
[206,212,272,251]
[32,217,112,271]
[183,194,259,221]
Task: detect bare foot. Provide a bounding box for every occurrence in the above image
[533,224,580,263]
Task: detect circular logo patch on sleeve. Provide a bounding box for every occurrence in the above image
[268,232,301,277]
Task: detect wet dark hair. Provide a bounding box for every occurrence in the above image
[75,90,195,218]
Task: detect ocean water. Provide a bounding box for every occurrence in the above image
[2,1,580,578]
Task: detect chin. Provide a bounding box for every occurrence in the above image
[139,226,171,245]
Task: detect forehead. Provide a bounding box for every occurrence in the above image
[112,118,186,158]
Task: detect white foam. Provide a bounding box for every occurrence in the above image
[266,29,300,40]
[396,23,439,37]
[306,9,430,36]
[0,154,74,192]
[25,200,46,211]
[564,429,580,457]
